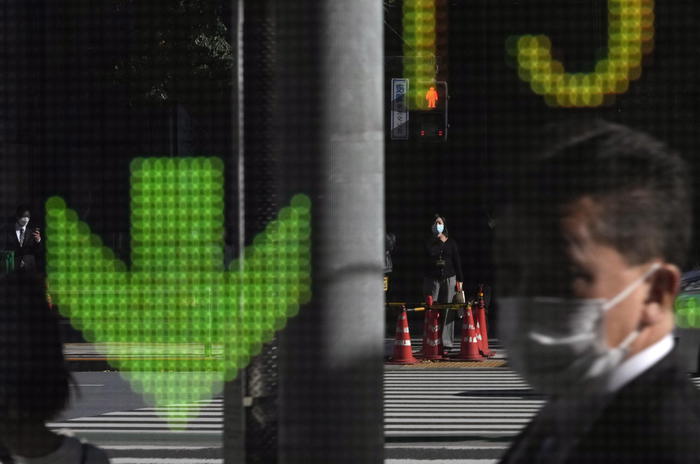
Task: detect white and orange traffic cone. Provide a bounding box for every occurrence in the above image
[388,307,418,364]
[476,286,494,358]
[421,298,443,360]
[454,303,483,361]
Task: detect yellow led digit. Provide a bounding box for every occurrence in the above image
[403,0,437,110]
[509,0,654,107]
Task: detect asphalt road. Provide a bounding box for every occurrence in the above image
[54,372,223,462]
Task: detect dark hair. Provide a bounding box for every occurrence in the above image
[510,120,691,267]
[13,206,30,219]
[0,272,70,423]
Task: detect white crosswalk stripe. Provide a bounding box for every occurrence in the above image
[46,369,700,462]
[384,368,543,439]
[48,399,224,462]
[49,399,224,433]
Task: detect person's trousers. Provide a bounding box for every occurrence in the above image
[423,276,457,348]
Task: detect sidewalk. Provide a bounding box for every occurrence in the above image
[64,343,224,371]
[384,338,507,369]
[64,339,507,371]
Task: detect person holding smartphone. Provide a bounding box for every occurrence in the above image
[1,206,43,274]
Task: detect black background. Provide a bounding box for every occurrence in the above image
[386,1,700,303]
[3,1,700,305]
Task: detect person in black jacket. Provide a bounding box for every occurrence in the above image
[495,121,700,464]
[384,232,396,292]
[424,214,463,351]
[0,206,42,274]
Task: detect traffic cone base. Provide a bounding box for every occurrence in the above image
[420,309,443,360]
[475,291,495,358]
[389,309,418,364]
[454,306,483,361]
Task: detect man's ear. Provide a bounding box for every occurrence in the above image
[642,263,681,325]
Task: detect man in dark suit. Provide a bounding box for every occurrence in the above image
[0,205,43,273]
[495,121,700,463]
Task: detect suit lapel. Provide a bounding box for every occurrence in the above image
[501,352,681,464]
[499,400,558,464]
[565,348,686,463]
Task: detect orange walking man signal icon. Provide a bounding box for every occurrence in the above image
[425,86,438,108]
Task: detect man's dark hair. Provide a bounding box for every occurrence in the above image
[0,272,70,423]
[13,206,30,219]
[511,120,692,267]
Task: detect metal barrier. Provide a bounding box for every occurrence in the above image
[386,301,476,312]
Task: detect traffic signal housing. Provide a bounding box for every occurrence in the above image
[414,81,448,141]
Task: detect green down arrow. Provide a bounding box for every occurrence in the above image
[46,157,311,426]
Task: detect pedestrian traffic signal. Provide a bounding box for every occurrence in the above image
[414,81,448,141]
[426,86,439,108]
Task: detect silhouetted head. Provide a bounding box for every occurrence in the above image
[0,272,70,425]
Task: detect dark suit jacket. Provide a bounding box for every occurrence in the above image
[499,348,700,464]
[0,222,43,272]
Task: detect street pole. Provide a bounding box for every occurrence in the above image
[278,1,385,463]
[243,0,281,462]
[222,0,245,462]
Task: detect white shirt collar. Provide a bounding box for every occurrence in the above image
[605,334,674,393]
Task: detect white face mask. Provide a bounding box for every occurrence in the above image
[497,262,661,395]
[17,217,29,227]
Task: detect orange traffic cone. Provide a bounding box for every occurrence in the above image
[454,303,483,361]
[476,286,494,358]
[421,308,443,360]
[389,307,418,364]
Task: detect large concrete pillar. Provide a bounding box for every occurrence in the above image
[278,1,385,463]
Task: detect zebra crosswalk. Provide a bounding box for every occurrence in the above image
[386,371,700,439]
[384,368,543,439]
[48,399,224,463]
[46,370,700,463]
[49,398,223,433]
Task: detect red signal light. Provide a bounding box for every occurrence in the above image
[426,87,438,109]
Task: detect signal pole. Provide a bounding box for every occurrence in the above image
[223,0,246,462]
